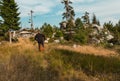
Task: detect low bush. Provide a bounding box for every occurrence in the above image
[54,30,63,38]
[72,29,89,44]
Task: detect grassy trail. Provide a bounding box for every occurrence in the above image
[0,38,120,81]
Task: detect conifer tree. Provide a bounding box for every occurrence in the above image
[0,0,20,32]
[61,0,75,21]
[97,20,101,26]
[82,12,90,24]
[75,18,84,29]
[92,13,97,24]
[61,0,75,40]
[103,21,114,32]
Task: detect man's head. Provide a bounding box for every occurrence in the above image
[37,30,41,33]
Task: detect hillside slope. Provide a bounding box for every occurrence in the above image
[0,38,120,81]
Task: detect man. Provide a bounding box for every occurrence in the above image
[35,31,45,51]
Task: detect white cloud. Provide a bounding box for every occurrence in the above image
[72,0,120,24]
[71,0,96,3]
[15,0,60,17]
[15,0,120,26]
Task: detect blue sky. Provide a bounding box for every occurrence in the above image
[15,0,120,28]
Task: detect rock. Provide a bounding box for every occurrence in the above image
[110,43,114,46]
[106,35,114,40]
[60,37,64,40]
[54,40,60,43]
[73,44,77,48]
[46,38,50,41]
[45,40,48,43]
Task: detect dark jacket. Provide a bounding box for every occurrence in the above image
[35,33,45,43]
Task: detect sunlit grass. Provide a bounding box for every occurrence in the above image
[0,38,120,81]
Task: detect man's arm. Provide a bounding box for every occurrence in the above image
[43,34,46,41]
[35,34,37,41]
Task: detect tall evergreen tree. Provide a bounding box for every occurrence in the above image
[66,19,74,31]
[0,0,20,32]
[92,13,97,24]
[97,20,101,26]
[82,12,90,24]
[114,20,120,42]
[103,21,114,33]
[115,20,120,32]
[61,0,75,21]
[61,0,75,40]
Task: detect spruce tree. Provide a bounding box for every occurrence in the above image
[75,18,84,29]
[0,0,20,32]
[92,13,97,24]
[82,12,90,24]
[103,21,114,32]
[97,20,100,26]
[61,0,75,21]
[61,0,75,40]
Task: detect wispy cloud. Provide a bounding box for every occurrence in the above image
[15,0,120,27]
[73,0,120,24]
[16,0,59,17]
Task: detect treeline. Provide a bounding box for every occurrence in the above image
[0,0,120,46]
[104,21,120,44]
[39,15,120,45]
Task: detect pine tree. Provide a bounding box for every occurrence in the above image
[92,13,97,24]
[97,20,101,26]
[66,19,74,31]
[82,12,90,24]
[61,0,75,40]
[75,18,84,29]
[0,0,20,32]
[103,21,114,33]
[114,20,120,42]
[61,0,75,21]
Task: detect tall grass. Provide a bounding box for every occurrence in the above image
[0,53,61,81]
[47,49,120,81]
[0,44,92,81]
[0,41,120,81]
[51,49,120,74]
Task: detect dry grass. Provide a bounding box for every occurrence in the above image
[57,45,118,57]
[0,38,48,68]
[0,38,118,60]
[0,38,120,81]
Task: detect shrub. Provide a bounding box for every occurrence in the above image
[64,33,72,41]
[72,29,88,44]
[54,30,63,38]
[41,23,54,38]
[48,38,54,43]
